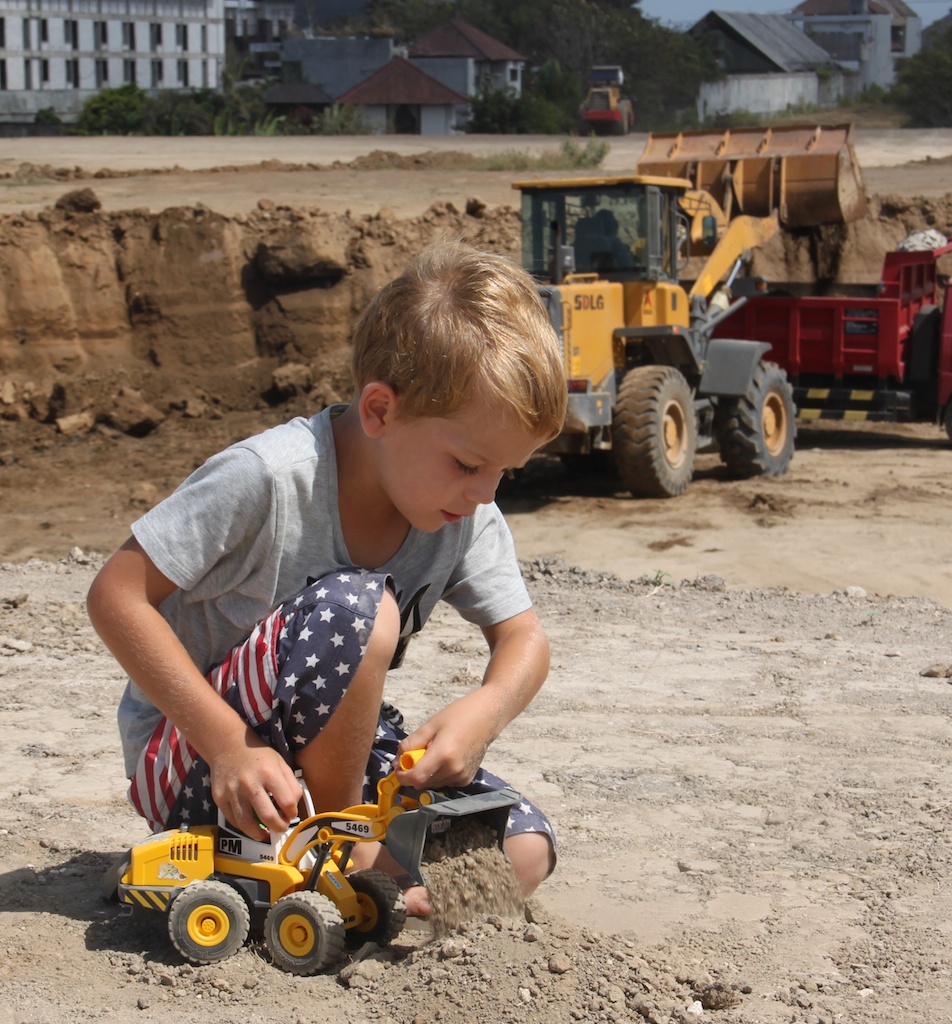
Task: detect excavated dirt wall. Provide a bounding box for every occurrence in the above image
[2,186,951,435]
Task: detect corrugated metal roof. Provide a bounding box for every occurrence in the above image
[337,57,470,105]
[792,0,918,23]
[408,18,525,62]
[264,82,333,105]
[700,11,837,70]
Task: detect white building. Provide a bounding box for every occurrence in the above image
[0,0,225,126]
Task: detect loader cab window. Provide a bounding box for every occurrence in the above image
[520,183,675,283]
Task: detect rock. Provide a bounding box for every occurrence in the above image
[55,411,94,435]
[103,388,165,437]
[271,363,313,399]
[128,482,159,509]
[55,188,101,214]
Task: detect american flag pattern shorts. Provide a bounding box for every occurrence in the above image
[128,568,554,851]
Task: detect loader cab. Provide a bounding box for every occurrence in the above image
[515,175,689,285]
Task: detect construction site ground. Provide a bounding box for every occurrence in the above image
[1,130,952,1024]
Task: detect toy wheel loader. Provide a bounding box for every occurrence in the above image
[513,123,868,498]
[108,750,518,973]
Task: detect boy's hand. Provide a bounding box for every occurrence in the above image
[396,696,493,791]
[207,731,302,838]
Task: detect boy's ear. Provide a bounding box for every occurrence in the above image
[358,381,399,438]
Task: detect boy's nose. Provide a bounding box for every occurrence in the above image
[463,470,502,506]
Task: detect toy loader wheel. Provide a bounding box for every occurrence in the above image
[167,880,250,965]
[613,364,697,498]
[346,869,407,947]
[717,360,796,479]
[264,890,346,975]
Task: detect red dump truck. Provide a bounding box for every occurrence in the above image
[715,242,952,442]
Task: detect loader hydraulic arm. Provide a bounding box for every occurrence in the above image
[688,213,778,305]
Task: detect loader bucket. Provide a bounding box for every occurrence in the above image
[637,123,867,227]
[384,787,520,888]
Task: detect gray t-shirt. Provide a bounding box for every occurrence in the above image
[117,407,531,776]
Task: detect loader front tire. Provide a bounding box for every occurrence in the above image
[168,880,250,965]
[265,890,345,975]
[717,360,796,479]
[346,869,407,947]
[613,365,697,498]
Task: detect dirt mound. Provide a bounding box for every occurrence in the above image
[0,193,520,435]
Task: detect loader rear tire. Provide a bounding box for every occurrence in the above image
[717,360,796,479]
[346,869,406,947]
[612,365,697,498]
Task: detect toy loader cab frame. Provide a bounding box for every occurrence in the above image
[513,124,868,498]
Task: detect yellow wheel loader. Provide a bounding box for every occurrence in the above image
[513,123,867,497]
[107,750,518,973]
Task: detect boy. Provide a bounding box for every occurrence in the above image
[87,239,567,916]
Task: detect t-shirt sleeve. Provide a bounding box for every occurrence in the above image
[440,504,531,627]
[131,446,278,593]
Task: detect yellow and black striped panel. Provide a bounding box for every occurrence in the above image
[119,885,175,911]
[793,387,907,422]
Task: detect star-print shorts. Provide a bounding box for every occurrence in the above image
[129,568,555,856]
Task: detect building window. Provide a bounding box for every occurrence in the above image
[41,58,49,83]
[0,59,6,91]
[202,58,208,87]
[40,19,48,44]
[150,23,162,51]
[66,58,78,87]
[65,19,78,50]
[22,19,30,49]
[24,58,32,88]
[123,22,136,50]
[124,58,135,83]
[178,59,188,86]
[0,17,5,49]
[96,59,108,86]
[151,59,163,86]
[176,23,188,50]
[95,20,108,50]
[201,24,207,51]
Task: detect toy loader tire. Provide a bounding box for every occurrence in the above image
[717,360,796,479]
[167,880,250,965]
[346,869,407,947]
[613,365,697,498]
[265,890,346,975]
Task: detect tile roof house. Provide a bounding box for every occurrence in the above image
[337,56,470,134]
[689,11,848,120]
[788,0,922,87]
[408,18,526,100]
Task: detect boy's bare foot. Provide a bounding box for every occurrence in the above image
[344,840,433,917]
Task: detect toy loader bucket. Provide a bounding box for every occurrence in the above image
[384,787,520,889]
[637,123,867,228]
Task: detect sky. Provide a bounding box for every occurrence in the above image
[637,0,949,30]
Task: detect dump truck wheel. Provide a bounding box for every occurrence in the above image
[346,870,407,947]
[613,365,697,498]
[717,360,796,478]
[264,890,345,975]
[167,880,250,965]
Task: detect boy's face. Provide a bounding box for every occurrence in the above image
[374,395,543,532]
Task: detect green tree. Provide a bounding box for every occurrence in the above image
[892,26,952,127]
[76,83,148,134]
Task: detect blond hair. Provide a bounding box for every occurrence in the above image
[351,239,566,439]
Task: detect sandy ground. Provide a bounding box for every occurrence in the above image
[5,129,952,217]
[2,132,952,1024]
